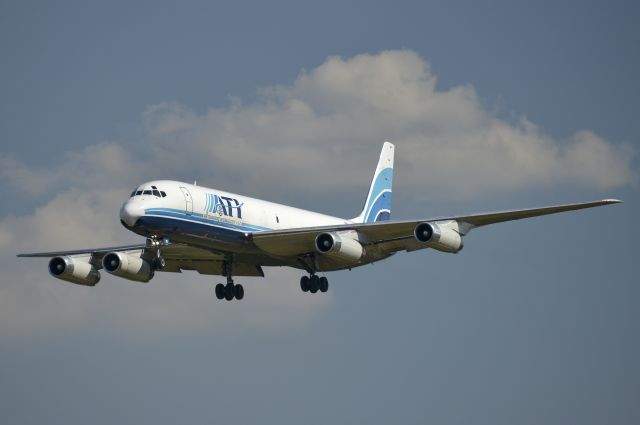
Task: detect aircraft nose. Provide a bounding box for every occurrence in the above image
[120,201,143,227]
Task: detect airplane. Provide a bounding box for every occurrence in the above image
[18,142,621,301]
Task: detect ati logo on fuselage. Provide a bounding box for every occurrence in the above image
[205,193,244,219]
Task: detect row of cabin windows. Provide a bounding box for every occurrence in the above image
[130,185,167,198]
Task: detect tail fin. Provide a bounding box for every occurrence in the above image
[352,142,395,223]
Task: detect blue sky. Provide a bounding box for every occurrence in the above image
[1,1,638,424]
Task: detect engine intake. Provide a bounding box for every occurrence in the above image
[102,252,153,282]
[414,222,463,253]
[315,232,364,262]
[48,256,100,286]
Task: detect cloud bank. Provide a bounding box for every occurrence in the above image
[1,50,636,336]
[4,50,636,202]
[139,50,636,200]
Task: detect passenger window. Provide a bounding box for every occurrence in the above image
[152,190,160,197]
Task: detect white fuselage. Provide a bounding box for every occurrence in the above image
[121,180,349,257]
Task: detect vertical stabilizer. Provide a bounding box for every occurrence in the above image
[352,142,394,223]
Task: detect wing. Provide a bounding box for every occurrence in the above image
[251,199,622,256]
[18,243,264,277]
[17,244,147,258]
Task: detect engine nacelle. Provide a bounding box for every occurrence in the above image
[102,252,153,282]
[315,232,364,262]
[414,222,464,253]
[49,256,101,286]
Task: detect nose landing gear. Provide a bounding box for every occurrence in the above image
[153,255,166,270]
[148,236,170,270]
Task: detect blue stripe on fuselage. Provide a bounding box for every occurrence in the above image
[143,208,271,233]
[136,215,248,242]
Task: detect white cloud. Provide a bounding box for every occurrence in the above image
[0,155,56,196]
[4,50,636,201]
[138,50,636,200]
[0,49,636,337]
[0,144,141,196]
[0,189,132,252]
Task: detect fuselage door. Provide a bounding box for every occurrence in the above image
[179,187,194,215]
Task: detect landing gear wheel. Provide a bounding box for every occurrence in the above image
[309,275,320,293]
[224,284,235,301]
[153,257,166,270]
[215,283,225,300]
[300,276,310,292]
[319,277,329,293]
[234,284,244,300]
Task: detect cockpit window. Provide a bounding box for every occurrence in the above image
[130,186,166,197]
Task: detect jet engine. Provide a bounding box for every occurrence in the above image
[315,232,364,262]
[102,252,154,282]
[414,222,464,253]
[48,256,101,286]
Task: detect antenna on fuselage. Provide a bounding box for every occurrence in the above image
[193,180,197,186]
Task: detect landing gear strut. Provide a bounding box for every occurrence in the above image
[215,260,244,301]
[300,274,329,294]
[154,250,166,270]
[148,236,169,270]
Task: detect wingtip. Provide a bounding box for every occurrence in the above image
[602,198,623,204]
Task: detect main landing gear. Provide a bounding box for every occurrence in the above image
[212,261,329,301]
[215,281,244,301]
[215,260,244,301]
[300,274,329,294]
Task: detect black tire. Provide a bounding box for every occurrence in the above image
[300,276,310,292]
[310,275,320,293]
[153,257,166,270]
[224,285,234,301]
[234,284,244,300]
[215,283,225,300]
[319,277,329,293]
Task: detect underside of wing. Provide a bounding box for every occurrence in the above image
[18,243,264,277]
[159,244,264,276]
[164,259,264,276]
